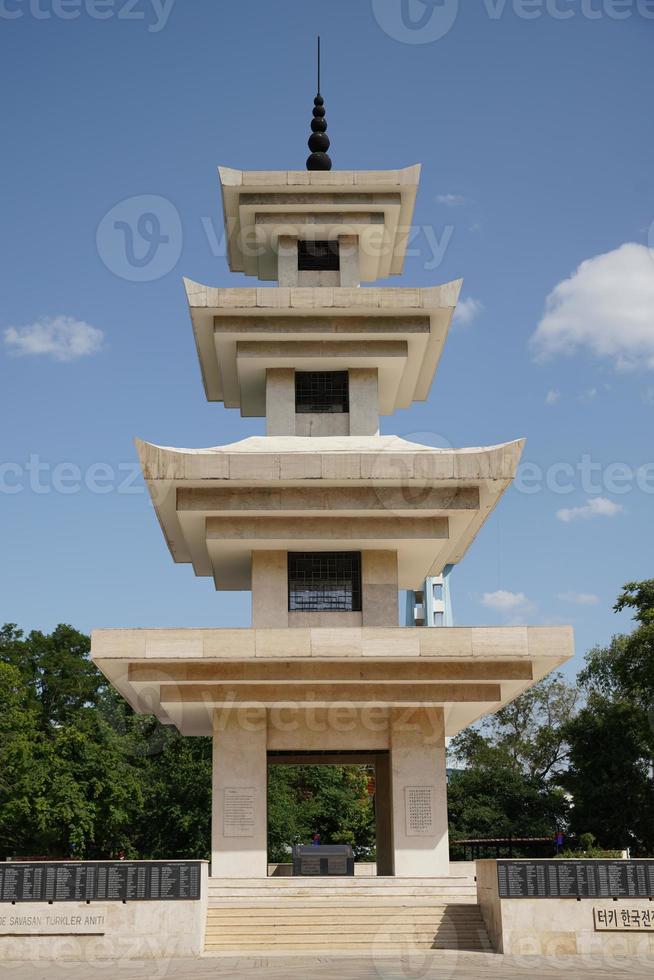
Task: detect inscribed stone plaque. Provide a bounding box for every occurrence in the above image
[405,786,434,836]
[594,906,654,931]
[223,788,256,838]
[0,908,107,935]
[300,855,321,875]
[327,856,348,875]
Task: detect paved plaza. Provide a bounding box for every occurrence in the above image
[4,952,654,980]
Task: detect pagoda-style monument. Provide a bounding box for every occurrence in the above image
[92,80,572,884]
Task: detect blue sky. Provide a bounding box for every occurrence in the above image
[1,1,653,680]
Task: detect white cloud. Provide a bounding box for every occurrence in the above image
[545,389,561,405]
[556,497,623,523]
[578,387,598,403]
[643,387,654,406]
[481,590,531,612]
[557,591,600,606]
[453,297,484,327]
[4,316,104,362]
[530,243,654,370]
[436,193,471,207]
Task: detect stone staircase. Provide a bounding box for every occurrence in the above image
[204,875,493,953]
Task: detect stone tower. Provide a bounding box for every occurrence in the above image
[92,158,572,878]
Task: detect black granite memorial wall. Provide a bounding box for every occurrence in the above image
[497,860,654,899]
[0,861,202,902]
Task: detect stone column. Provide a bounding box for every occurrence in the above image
[251,551,288,627]
[277,235,298,286]
[389,706,449,877]
[362,550,398,627]
[265,368,295,436]
[349,368,379,436]
[211,707,268,878]
[338,234,360,287]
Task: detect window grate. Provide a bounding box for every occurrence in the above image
[295,371,349,414]
[288,552,362,612]
[298,240,340,272]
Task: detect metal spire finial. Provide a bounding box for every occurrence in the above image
[306,35,332,171]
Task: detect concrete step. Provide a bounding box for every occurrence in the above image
[207,908,480,920]
[207,882,476,896]
[207,893,478,900]
[208,896,477,918]
[205,932,490,949]
[208,875,475,891]
[206,928,490,940]
[206,903,480,914]
[206,923,489,933]
[208,891,477,901]
[209,900,477,907]
[206,916,487,930]
[208,884,477,893]
[205,940,493,952]
[204,899,492,953]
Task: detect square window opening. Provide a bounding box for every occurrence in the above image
[288,552,362,612]
[298,240,340,272]
[295,371,349,414]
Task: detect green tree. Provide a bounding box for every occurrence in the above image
[448,675,575,845]
[0,662,44,854]
[562,581,654,856]
[0,624,211,860]
[0,624,105,732]
[134,729,212,860]
[267,765,376,863]
[611,580,654,706]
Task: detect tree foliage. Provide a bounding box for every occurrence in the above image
[560,582,654,856]
[267,765,375,863]
[0,625,374,861]
[447,675,574,842]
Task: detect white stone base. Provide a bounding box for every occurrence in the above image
[477,860,654,955]
[0,866,208,961]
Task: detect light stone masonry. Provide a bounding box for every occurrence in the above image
[91,162,573,887]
